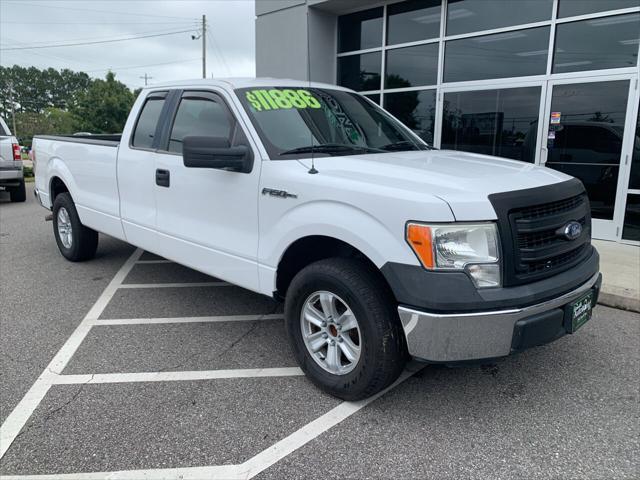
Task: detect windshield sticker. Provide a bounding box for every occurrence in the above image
[245,89,322,111]
[315,90,363,143]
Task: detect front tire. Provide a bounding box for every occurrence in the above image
[9,180,26,202]
[285,258,406,400]
[52,192,98,261]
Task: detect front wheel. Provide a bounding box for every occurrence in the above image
[285,258,406,400]
[52,192,98,261]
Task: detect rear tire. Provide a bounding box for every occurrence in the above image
[285,258,406,400]
[52,192,98,261]
[9,180,26,202]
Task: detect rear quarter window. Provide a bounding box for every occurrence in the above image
[132,94,166,149]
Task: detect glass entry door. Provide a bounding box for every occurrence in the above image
[541,77,636,240]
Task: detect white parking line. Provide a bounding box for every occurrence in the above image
[0,248,143,460]
[93,314,283,326]
[52,367,304,385]
[118,281,230,289]
[0,369,419,480]
[1,247,421,478]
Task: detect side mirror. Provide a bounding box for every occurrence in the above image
[183,136,252,173]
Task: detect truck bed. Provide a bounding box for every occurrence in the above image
[35,134,122,146]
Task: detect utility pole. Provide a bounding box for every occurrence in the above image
[202,14,207,79]
[139,73,153,86]
[8,81,17,136]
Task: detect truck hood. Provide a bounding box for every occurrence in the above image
[301,150,572,221]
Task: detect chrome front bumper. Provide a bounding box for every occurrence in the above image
[398,272,601,363]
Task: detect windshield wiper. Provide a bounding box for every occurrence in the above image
[378,140,430,151]
[278,143,384,156]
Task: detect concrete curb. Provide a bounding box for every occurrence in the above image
[598,289,640,313]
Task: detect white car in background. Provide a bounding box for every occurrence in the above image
[0,116,25,202]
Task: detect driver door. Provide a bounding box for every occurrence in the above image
[153,89,262,291]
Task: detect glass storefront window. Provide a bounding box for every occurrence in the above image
[629,101,640,190]
[559,0,639,18]
[446,0,553,36]
[384,89,437,144]
[338,7,383,53]
[622,194,640,241]
[444,27,549,83]
[387,0,441,45]
[441,87,541,163]
[553,13,640,74]
[545,80,629,220]
[385,44,438,89]
[337,52,382,91]
[364,93,381,105]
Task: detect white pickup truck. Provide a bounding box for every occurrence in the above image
[0,116,25,202]
[34,79,601,400]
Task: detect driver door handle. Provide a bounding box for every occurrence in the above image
[155,169,170,187]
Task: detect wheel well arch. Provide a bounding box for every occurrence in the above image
[275,235,395,301]
[50,176,69,202]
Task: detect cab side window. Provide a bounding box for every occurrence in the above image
[168,96,232,153]
[132,94,166,149]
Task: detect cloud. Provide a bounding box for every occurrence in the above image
[0,0,256,88]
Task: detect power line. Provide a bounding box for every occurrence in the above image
[0,29,196,51]
[83,58,201,74]
[0,26,198,48]
[0,20,198,25]
[0,1,199,21]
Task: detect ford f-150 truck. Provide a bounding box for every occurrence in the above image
[0,116,25,202]
[34,79,601,400]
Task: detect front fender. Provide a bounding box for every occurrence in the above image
[258,199,428,296]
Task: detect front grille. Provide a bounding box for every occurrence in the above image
[489,179,593,286]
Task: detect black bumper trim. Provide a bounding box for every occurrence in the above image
[382,246,599,314]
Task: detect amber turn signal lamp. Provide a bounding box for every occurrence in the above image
[406,223,434,269]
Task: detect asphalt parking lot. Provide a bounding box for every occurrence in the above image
[1,191,638,479]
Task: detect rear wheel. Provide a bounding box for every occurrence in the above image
[285,258,406,400]
[9,180,26,202]
[52,192,98,261]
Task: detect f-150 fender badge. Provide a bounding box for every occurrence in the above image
[262,188,298,199]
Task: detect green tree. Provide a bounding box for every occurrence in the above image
[71,72,135,133]
[15,108,77,146]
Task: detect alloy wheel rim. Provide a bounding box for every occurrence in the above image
[300,291,362,375]
[57,207,73,249]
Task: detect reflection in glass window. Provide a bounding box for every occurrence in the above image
[622,194,640,241]
[444,27,549,83]
[387,0,441,45]
[446,0,553,36]
[385,44,438,89]
[546,81,629,220]
[338,8,383,53]
[384,90,436,144]
[553,13,640,74]
[338,52,382,91]
[441,87,541,163]
[169,98,231,153]
[364,94,381,105]
[629,100,640,190]
[559,0,639,18]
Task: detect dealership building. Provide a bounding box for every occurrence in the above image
[255,0,640,243]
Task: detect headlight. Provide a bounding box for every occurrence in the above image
[406,223,501,288]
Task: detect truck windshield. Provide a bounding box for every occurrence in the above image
[235,87,428,159]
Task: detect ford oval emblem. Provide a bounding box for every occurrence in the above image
[561,221,582,241]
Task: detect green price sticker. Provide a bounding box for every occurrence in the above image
[245,89,321,112]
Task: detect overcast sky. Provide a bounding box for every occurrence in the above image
[0,0,256,88]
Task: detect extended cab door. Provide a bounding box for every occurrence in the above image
[153,89,262,291]
[117,90,169,250]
